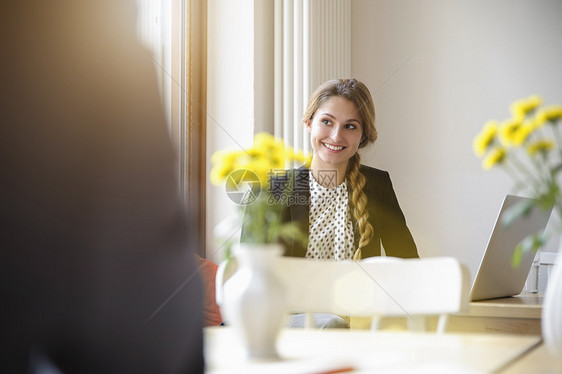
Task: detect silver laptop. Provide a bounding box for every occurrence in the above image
[469,195,553,301]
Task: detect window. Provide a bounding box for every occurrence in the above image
[136,0,207,254]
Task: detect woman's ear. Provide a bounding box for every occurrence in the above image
[358,136,367,148]
[305,120,312,133]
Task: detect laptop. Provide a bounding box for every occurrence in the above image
[469,195,553,301]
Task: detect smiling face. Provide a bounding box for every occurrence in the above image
[305,96,363,177]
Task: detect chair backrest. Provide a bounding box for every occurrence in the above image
[217,256,470,332]
[277,256,469,317]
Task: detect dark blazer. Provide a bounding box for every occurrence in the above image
[280,165,418,259]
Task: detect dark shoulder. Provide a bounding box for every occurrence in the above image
[269,166,309,195]
[358,164,390,181]
[293,166,311,182]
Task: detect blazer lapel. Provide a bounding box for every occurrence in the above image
[284,167,310,257]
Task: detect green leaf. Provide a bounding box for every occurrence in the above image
[278,223,308,248]
[501,199,534,227]
[551,162,562,175]
[511,232,547,268]
[511,243,524,268]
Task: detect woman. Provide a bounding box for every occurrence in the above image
[282,78,418,260]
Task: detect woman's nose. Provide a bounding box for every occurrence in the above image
[330,126,343,142]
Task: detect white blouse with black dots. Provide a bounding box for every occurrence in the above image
[305,172,355,260]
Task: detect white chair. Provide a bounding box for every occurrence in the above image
[217,256,470,333]
[276,256,470,332]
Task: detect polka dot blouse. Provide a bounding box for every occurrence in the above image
[305,172,355,260]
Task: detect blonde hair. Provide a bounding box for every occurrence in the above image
[303,79,377,260]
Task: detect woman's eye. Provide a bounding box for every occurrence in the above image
[321,119,332,125]
[345,123,357,130]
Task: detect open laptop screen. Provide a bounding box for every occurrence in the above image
[469,195,553,301]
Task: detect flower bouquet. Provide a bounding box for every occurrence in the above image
[210,132,311,248]
[474,96,562,357]
[473,95,562,264]
[210,132,311,359]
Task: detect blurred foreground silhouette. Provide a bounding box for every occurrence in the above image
[0,1,204,372]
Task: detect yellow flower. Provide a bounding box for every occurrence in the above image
[254,133,284,156]
[251,134,289,169]
[498,118,524,146]
[482,147,506,170]
[209,150,243,185]
[509,95,543,119]
[210,164,229,185]
[253,132,275,148]
[231,152,252,173]
[528,113,546,130]
[537,105,562,124]
[246,158,273,186]
[512,123,533,146]
[210,132,310,187]
[527,139,554,156]
[272,138,287,154]
[473,120,498,156]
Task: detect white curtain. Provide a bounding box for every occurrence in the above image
[274,0,351,154]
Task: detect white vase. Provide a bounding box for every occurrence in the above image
[221,243,287,360]
[542,248,562,358]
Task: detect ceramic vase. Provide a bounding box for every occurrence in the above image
[221,243,287,360]
[542,247,562,358]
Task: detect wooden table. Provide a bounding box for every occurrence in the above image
[499,343,562,373]
[350,294,543,335]
[447,294,543,335]
[204,327,541,373]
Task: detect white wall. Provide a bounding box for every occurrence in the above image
[351,0,562,280]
